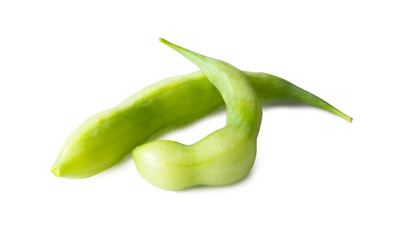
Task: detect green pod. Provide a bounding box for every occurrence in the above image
[133,38,262,190]
[52,66,351,179]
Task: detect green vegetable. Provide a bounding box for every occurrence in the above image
[132,38,262,190]
[51,51,351,180]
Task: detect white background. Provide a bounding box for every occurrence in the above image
[1,0,395,239]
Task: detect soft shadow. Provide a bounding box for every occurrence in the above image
[177,166,257,192]
[92,153,134,178]
[111,152,134,170]
[144,105,226,144]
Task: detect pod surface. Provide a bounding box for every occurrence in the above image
[52,71,351,178]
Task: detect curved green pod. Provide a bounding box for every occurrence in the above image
[52,69,351,179]
[133,38,262,190]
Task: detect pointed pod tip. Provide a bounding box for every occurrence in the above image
[159,38,175,49]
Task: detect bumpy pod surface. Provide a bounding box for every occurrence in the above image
[132,39,258,190]
[52,64,351,179]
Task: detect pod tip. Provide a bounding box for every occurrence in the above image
[51,167,60,177]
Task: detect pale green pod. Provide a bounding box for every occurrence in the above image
[52,61,352,179]
[132,39,262,190]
